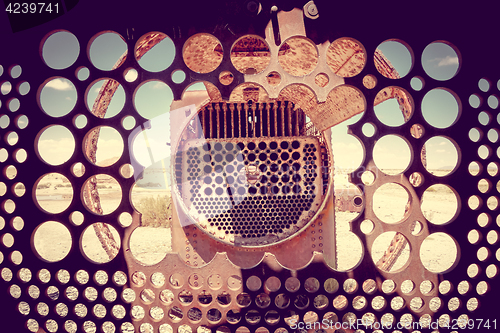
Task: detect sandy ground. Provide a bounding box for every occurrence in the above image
[31,172,458,273]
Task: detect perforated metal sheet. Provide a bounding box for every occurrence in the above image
[1,1,500,333]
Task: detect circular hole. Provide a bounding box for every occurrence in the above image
[315,73,329,87]
[469,161,481,176]
[80,223,121,263]
[360,219,374,234]
[89,32,127,71]
[123,68,138,82]
[279,37,318,76]
[264,276,281,292]
[18,81,30,95]
[423,136,459,176]
[8,98,20,112]
[33,221,72,262]
[410,76,424,91]
[76,67,90,81]
[6,131,18,145]
[122,116,136,131]
[0,115,9,129]
[231,35,270,74]
[375,40,413,78]
[35,173,73,214]
[134,80,173,119]
[327,37,366,77]
[39,78,77,117]
[12,182,25,197]
[373,183,409,224]
[304,277,320,293]
[37,125,75,165]
[469,94,482,108]
[479,111,491,125]
[479,78,490,92]
[362,123,375,137]
[374,86,413,126]
[83,126,124,166]
[363,74,377,89]
[9,65,22,79]
[480,145,492,159]
[266,71,281,86]
[361,171,375,185]
[467,230,481,244]
[488,95,499,109]
[422,88,460,128]
[332,295,347,311]
[129,226,171,265]
[183,33,223,73]
[172,70,186,84]
[135,32,175,72]
[401,280,414,294]
[468,195,482,210]
[69,211,84,226]
[409,172,424,188]
[12,148,25,164]
[82,174,122,215]
[246,275,262,291]
[343,278,358,293]
[488,128,499,143]
[74,114,87,129]
[219,71,234,85]
[324,278,339,293]
[371,232,410,272]
[421,184,459,225]
[86,79,125,118]
[373,135,411,175]
[421,41,460,81]
[42,31,80,69]
[420,232,459,273]
[71,162,85,177]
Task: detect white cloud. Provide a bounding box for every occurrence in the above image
[45,79,73,91]
[152,82,166,90]
[65,97,73,101]
[438,141,447,146]
[437,56,459,67]
[436,149,446,153]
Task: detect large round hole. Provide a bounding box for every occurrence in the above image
[373,135,412,175]
[134,80,173,119]
[422,88,460,128]
[37,125,75,165]
[278,37,318,76]
[375,40,413,78]
[183,34,223,73]
[35,173,73,214]
[423,136,459,176]
[83,126,124,167]
[32,221,72,262]
[129,226,171,265]
[374,86,414,127]
[82,175,122,215]
[81,223,121,263]
[421,42,460,81]
[326,37,366,77]
[231,35,270,74]
[371,232,410,272]
[39,78,77,117]
[86,79,125,118]
[421,184,459,225]
[89,32,127,71]
[420,232,459,273]
[373,183,409,224]
[42,31,80,69]
[135,32,175,72]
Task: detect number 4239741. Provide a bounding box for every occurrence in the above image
[5,2,60,14]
